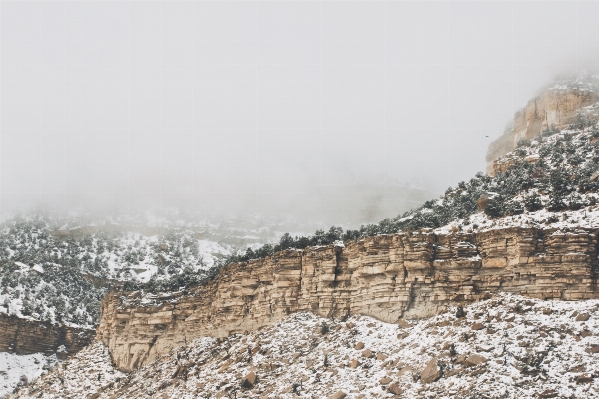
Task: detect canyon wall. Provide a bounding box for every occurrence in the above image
[486,87,599,175]
[0,314,94,358]
[97,227,599,371]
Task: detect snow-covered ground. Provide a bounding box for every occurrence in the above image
[10,294,599,399]
[435,205,599,234]
[0,352,58,398]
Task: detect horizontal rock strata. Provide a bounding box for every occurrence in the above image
[97,227,599,371]
[486,87,599,175]
[0,314,94,358]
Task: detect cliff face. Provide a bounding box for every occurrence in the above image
[486,87,599,175]
[0,314,94,358]
[97,227,599,371]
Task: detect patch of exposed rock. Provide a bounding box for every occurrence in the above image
[487,79,599,174]
[97,227,599,371]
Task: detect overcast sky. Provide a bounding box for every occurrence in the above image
[2,1,599,224]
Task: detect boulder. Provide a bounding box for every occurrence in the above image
[354,342,365,350]
[327,391,347,399]
[420,358,442,384]
[240,371,257,388]
[361,349,375,358]
[576,313,590,322]
[576,374,593,384]
[350,359,360,368]
[471,323,485,331]
[389,382,403,395]
[466,354,487,366]
[379,377,392,385]
[398,319,413,329]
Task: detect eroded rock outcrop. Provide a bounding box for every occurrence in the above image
[486,81,599,175]
[97,227,599,371]
[0,314,94,358]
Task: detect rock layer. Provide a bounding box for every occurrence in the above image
[486,87,599,174]
[0,314,94,358]
[97,227,599,371]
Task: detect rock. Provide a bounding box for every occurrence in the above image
[456,354,468,364]
[97,227,599,371]
[379,377,392,385]
[437,320,450,327]
[362,349,374,358]
[576,374,593,384]
[542,308,552,315]
[240,371,257,388]
[420,358,442,384]
[471,323,485,331]
[398,319,413,329]
[487,85,599,174]
[354,342,364,350]
[327,391,347,399]
[591,345,599,354]
[538,390,558,398]
[388,383,403,395]
[576,313,590,322]
[350,359,360,368]
[466,354,487,366]
[376,352,388,361]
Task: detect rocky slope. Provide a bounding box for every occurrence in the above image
[97,225,599,371]
[486,73,599,174]
[11,294,599,399]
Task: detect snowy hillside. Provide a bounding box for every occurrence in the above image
[9,294,599,399]
[0,213,296,328]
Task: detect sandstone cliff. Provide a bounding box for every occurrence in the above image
[0,314,94,358]
[97,227,599,371]
[486,78,599,175]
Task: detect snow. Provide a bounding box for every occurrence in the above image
[10,294,599,399]
[0,353,57,399]
[435,206,599,234]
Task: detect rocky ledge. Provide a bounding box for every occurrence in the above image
[97,227,599,371]
[0,314,94,359]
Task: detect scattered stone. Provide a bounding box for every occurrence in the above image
[354,342,365,350]
[576,313,590,322]
[379,377,392,385]
[398,319,413,329]
[576,374,593,384]
[420,358,442,384]
[388,383,403,395]
[471,323,485,331]
[437,320,450,327]
[376,352,388,361]
[327,391,347,399]
[362,349,374,358]
[466,354,487,366]
[350,359,360,368]
[542,308,552,315]
[240,371,257,388]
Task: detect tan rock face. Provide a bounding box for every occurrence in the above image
[97,227,599,371]
[0,314,93,357]
[486,87,599,174]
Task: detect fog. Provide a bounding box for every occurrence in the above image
[2,1,599,226]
